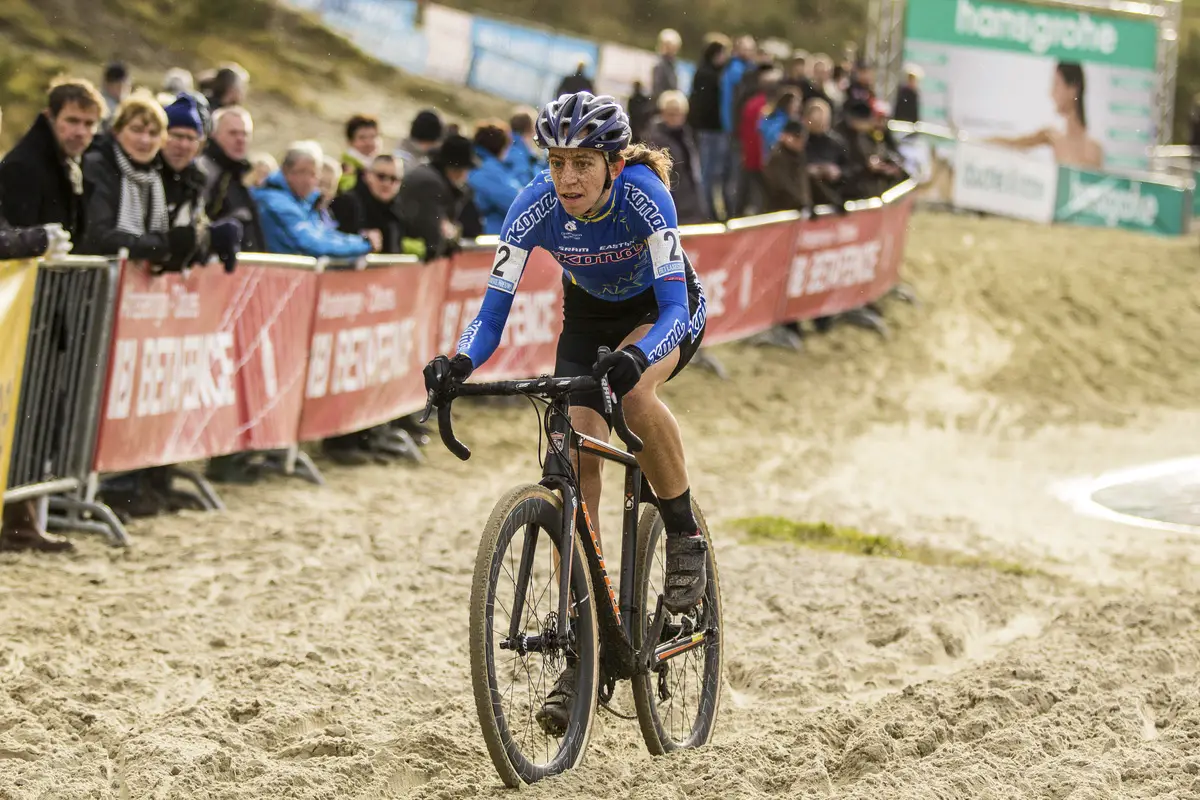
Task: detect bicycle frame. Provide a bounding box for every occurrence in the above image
[427,367,710,681]
[531,392,660,683]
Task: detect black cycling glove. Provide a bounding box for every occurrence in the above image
[424,353,474,398]
[593,345,649,398]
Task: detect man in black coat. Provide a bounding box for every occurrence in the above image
[396,134,478,260]
[200,106,265,253]
[687,38,730,221]
[331,154,422,257]
[0,77,104,554]
[0,78,105,243]
[555,62,595,97]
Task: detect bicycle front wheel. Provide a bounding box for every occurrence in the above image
[469,484,600,788]
[631,499,724,754]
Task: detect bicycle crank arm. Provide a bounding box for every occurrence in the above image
[653,629,711,667]
[638,596,668,671]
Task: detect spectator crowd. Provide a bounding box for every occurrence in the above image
[0,33,922,552]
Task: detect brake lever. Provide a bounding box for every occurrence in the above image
[419,388,436,424]
[595,347,643,454]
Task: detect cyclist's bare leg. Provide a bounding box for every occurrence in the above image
[618,324,706,613]
[618,325,686,498]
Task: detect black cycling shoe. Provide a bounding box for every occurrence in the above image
[535,661,576,737]
[664,531,708,613]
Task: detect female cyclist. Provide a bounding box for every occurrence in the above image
[424,91,709,728]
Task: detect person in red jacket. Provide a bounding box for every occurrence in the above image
[735,65,780,217]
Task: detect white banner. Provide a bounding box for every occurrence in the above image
[596,42,659,102]
[423,4,473,85]
[952,141,1058,223]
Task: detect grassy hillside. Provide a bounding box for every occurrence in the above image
[0,0,512,155]
[444,0,1200,144]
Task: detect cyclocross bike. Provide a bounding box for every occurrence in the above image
[422,348,723,787]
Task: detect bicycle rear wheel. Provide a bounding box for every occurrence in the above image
[469,484,600,787]
[631,500,723,754]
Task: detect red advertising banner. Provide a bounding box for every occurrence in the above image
[684,222,801,345]
[780,196,914,322]
[93,260,318,472]
[297,259,446,441]
[437,247,563,380]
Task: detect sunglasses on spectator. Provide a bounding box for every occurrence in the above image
[371,171,400,184]
[168,131,201,144]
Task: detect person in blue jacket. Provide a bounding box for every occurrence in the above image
[252,141,376,258]
[502,108,545,187]
[759,89,802,163]
[466,121,526,235]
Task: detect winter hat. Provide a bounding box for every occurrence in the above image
[410,109,444,143]
[164,93,204,134]
[432,134,479,169]
[843,98,873,120]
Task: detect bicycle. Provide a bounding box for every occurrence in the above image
[422,348,723,787]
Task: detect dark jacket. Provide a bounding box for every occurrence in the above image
[762,144,812,213]
[805,131,850,207]
[396,163,472,259]
[894,86,920,124]
[0,114,87,238]
[0,199,48,260]
[79,141,197,266]
[199,140,265,252]
[648,119,706,224]
[652,56,679,100]
[628,90,657,144]
[330,180,409,255]
[162,160,208,229]
[555,71,594,97]
[688,45,725,132]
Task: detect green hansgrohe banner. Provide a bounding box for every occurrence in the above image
[1054,167,1190,236]
[905,0,1159,67]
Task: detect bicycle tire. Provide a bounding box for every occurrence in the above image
[631,500,723,755]
[469,484,601,787]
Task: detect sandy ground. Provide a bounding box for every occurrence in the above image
[2,212,1200,799]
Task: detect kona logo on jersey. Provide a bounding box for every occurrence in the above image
[456,318,482,352]
[625,183,669,231]
[553,245,644,267]
[689,292,707,337]
[507,192,557,243]
[644,318,687,363]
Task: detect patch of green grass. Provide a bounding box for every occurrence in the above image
[734,516,1043,578]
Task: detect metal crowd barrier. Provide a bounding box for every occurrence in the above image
[5,255,127,545]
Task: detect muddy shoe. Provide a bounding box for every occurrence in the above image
[664,531,708,613]
[535,661,576,737]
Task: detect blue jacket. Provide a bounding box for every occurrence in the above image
[251,170,372,258]
[759,110,789,163]
[502,135,544,187]
[467,147,526,236]
[720,57,749,132]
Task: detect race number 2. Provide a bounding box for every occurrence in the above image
[648,228,685,279]
[486,243,530,294]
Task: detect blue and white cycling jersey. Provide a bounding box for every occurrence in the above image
[455,164,705,369]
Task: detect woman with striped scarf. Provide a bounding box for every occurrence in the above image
[80,93,203,271]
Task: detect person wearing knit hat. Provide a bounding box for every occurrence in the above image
[395,108,445,174]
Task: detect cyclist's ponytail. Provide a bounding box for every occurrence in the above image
[610,143,673,186]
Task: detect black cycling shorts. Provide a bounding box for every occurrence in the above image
[554,259,705,421]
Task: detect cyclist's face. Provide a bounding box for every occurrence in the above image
[548,148,615,216]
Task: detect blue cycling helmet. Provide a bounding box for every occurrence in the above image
[534,91,631,152]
